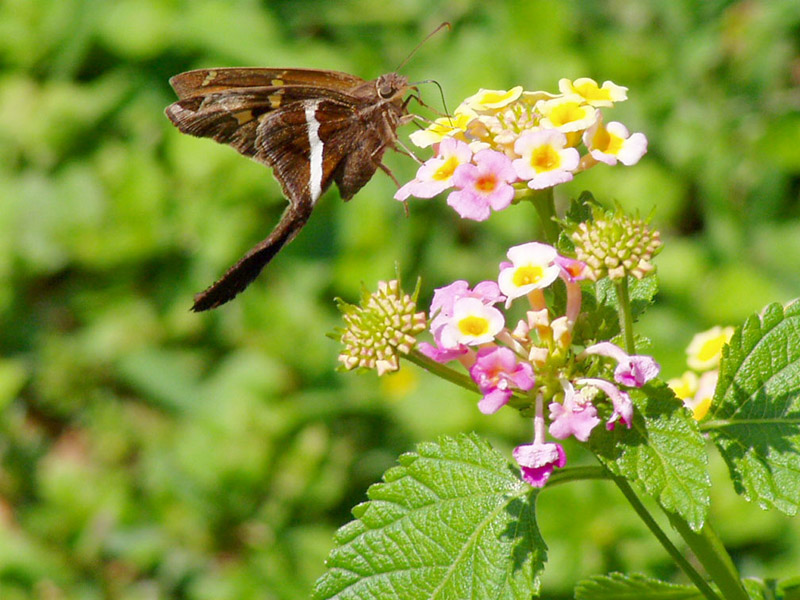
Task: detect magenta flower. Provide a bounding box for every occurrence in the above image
[513,442,567,487]
[584,342,660,388]
[548,381,601,442]
[446,149,517,221]
[578,377,634,430]
[394,138,472,201]
[469,346,535,414]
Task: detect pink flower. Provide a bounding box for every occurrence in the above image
[446,149,517,221]
[554,255,589,283]
[394,138,472,201]
[469,346,535,414]
[418,342,469,364]
[423,280,504,363]
[438,297,505,348]
[513,442,567,487]
[429,280,503,326]
[578,377,634,430]
[549,381,601,442]
[584,342,660,388]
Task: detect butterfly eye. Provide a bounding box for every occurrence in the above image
[378,82,396,99]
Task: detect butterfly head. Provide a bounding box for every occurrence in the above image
[376,72,410,100]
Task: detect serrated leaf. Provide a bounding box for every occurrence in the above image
[563,190,601,226]
[589,381,710,530]
[575,572,704,599]
[574,278,659,346]
[312,433,545,600]
[707,301,800,516]
[596,276,659,321]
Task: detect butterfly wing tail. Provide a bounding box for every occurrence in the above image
[191,200,313,311]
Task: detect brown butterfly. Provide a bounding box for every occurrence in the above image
[165,67,416,311]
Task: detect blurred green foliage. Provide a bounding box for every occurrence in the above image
[1,0,799,598]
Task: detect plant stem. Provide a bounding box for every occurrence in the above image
[614,278,636,354]
[404,349,476,393]
[666,515,750,600]
[529,188,560,245]
[612,477,722,600]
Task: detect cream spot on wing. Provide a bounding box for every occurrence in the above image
[268,90,284,108]
[202,71,217,86]
[232,110,253,125]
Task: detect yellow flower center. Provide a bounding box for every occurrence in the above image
[433,156,460,181]
[475,174,497,193]
[458,315,489,337]
[592,127,623,154]
[512,265,544,287]
[429,119,456,136]
[575,82,611,102]
[668,373,697,401]
[471,87,522,109]
[530,145,561,172]
[479,91,510,104]
[692,397,712,421]
[698,336,727,363]
[548,102,587,127]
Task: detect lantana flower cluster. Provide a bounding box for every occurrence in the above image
[668,325,734,420]
[419,241,659,487]
[395,78,647,221]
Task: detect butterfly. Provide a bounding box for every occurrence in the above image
[166,67,416,311]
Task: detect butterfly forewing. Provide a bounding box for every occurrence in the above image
[169,68,366,99]
[165,67,412,311]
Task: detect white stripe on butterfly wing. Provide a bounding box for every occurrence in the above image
[304,100,324,204]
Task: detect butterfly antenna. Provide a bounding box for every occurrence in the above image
[394,22,451,73]
[410,79,451,122]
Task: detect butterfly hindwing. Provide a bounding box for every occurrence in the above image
[255,99,364,205]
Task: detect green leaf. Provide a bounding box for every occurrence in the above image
[312,433,545,600]
[596,276,659,322]
[573,277,659,347]
[562,190,602,228]
[575,572,705,599]
[707,301,800,516]
[589,381,710,530]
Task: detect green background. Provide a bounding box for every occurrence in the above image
[1,0,799,598]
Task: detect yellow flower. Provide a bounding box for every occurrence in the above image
[669,369,715,421]
[668,371,699,401]
[408,106,477,148]
[463,86,523,111]
[536,95,598,133]
[686,371,717,420]
[686,326,734,371]
[558,78,628,107]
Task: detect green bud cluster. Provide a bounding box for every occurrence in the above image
[570,212,662,281]
[337,280,427,376]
